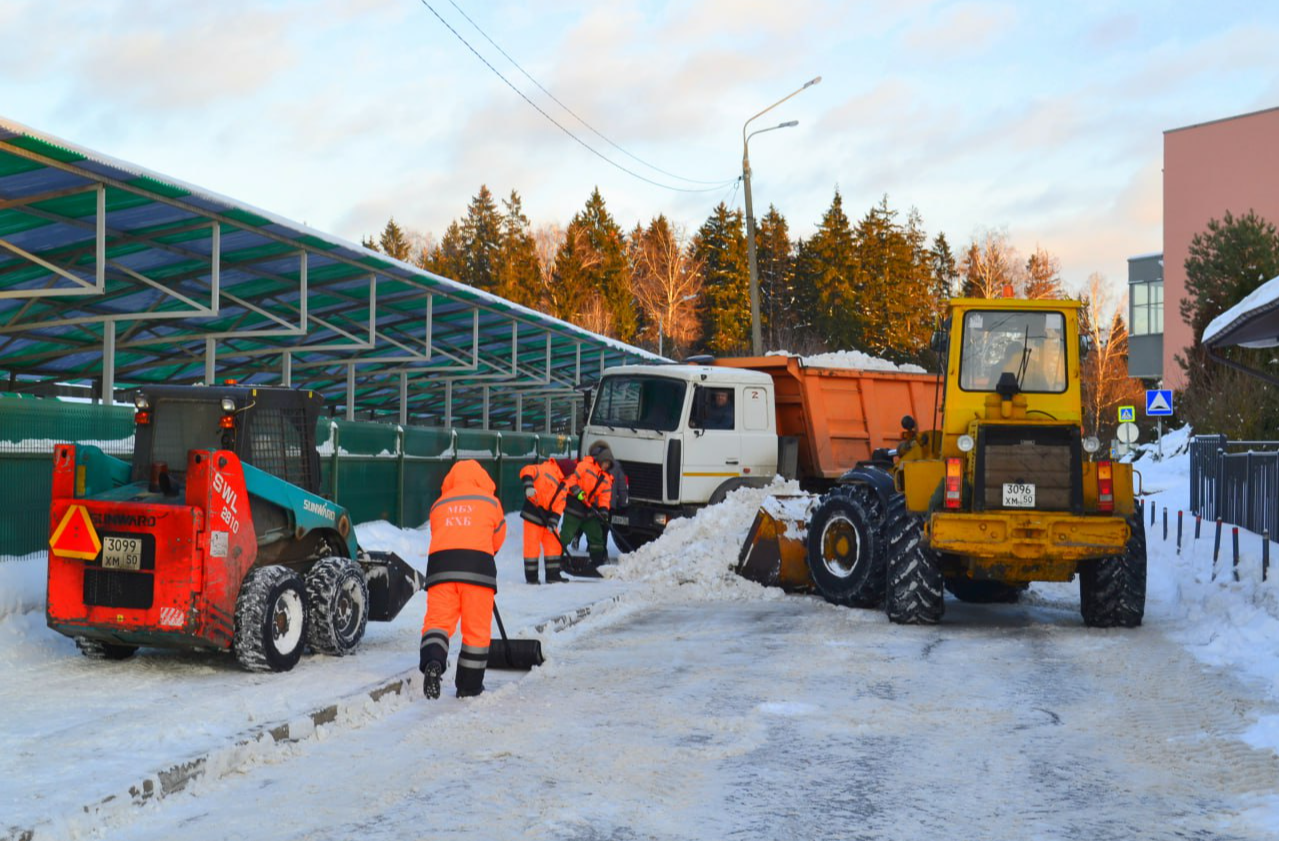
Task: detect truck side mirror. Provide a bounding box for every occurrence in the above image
[1078,334,1094,359]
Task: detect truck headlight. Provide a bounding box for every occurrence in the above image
[956,434,974,453]
[653,513,668,526]
[220,398,236,412]
[1082,436,1101,454]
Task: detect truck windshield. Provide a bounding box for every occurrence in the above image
[590,376,687,431]
[959,310,1067,393]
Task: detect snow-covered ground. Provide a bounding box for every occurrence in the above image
[0,433,1278,839]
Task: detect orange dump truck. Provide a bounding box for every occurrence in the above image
[578,355,938,552]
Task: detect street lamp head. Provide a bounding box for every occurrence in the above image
[804,76,822,88]
[779,120,799,128]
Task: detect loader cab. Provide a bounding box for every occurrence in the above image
[130,385,324,496]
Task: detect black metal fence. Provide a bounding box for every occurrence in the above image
[1189,434,1279,542]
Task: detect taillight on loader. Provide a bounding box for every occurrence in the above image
[945,458,963,509]
[134,410,151,425]
[1096,461,1114,512]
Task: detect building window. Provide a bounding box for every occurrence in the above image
[1130,279,1163,336]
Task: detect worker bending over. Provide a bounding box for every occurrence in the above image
[419,459,506,700]
[559,443,614,574]
[519,457,569,584]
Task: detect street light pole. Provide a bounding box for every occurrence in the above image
[742,76,821,357]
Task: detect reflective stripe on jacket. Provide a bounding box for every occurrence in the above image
[425,459,506,591]
[519,458,567,526]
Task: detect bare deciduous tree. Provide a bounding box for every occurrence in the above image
[961,229,1024,298]
[628,217,702,356]
[531,222,564,311]
[1079,272,1144,441]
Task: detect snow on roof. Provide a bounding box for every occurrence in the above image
[1202,276,1279,348]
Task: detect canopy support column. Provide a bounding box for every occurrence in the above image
[399,371,409,426]
[345,365,355,421]
[281,351,291,386]
[100,320,115,405]
[205,337,216,385]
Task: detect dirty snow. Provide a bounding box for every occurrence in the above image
[768,348,927,373]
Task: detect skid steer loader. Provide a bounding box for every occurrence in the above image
[740,298,1145,627]
[46,384,423,671]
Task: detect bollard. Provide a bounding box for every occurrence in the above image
[1262,531,1270,582]
[1150,500,1156,525]
[1162,511,1168,541]
[1211,519,1222,581]
[1232,527,1240,582]
[1194,514,1201,541]
[1176,510,1183,555]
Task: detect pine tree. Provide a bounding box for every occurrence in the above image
[691,202,749,354]
[461,186,503,292]
[551,188,637,340]
[364,218,413,262]
[929,232,958,302]
[497,190,542,309]
[1024,247,1064,299]
[430,220,467,282]
[757,206,795,352]
[801,190,858,350]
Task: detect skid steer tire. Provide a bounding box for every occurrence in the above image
[234,565,308,672]
[306,557,369,656]
[74,636,138,661]
[945,578,1024,604]
[806,485,885,607]
[885,505,944,625]
[1079,503,1147,628]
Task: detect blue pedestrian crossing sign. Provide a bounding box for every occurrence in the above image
[1117,406,1136,423]
[1146,389,1174,417]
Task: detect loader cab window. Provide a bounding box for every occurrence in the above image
[590,375,687,432]
[689,387,736,431]
[959,310,1067,394]
[138,399,226,483]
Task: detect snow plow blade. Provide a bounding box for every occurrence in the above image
[358,551,424,622]
[733,494,816,591]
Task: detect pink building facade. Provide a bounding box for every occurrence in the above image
[1160,108,1279,388]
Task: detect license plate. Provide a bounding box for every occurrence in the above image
[101,536,143,570]
[1002,483,1036,508]
[611,515,629,526]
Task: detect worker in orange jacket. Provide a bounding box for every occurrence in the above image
[419,459,506,700]
[519,458,569,584]
[559,443,614,573]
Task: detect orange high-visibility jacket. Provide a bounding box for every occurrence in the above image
[425,459,507,591]
[519,458,567,526]
[562,456,612,517]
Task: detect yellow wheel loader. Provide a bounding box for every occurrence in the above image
[739,298,1145,627]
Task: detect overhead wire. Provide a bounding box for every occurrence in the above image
[445,0,732,187]
[418,0,737,195]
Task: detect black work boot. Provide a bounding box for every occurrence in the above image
[422,662,443,700]
[524,558,540,585]
[455,661,485,698]
[546,559,568,583]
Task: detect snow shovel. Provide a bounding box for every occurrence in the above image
[487,603,544,670]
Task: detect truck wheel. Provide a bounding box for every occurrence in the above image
[234,565,308,672]
[74,636,138,660]
[1079,503,1147,628]
[945,578,1024,603]
[806,485,885,607]
[306,557,369,656]
[885,507,944,624]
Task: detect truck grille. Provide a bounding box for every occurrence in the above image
[84,568,154,610]
[619,459,663,501]
[976,425,1081,513]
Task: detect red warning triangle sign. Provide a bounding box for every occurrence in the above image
[50,504,102,561]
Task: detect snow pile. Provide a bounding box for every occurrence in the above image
[0,551,45,618]
[604,479,804,600]
[768,349,926,374]
[1122,424,1193,463]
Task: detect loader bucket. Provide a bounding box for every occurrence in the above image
[359,551,424,622]
[733,494,816,591]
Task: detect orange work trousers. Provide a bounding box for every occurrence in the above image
[522,520,564,582]
[419,581,494,694]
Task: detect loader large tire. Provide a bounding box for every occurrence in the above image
[1079,503,1147,628]
[306,557,369,656]
[884,502,944,625]
[806,485,885,607]
[234,565,308,672]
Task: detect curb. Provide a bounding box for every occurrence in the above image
[6,593,627,841]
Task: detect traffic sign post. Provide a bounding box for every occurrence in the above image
[1145,390,1173,459]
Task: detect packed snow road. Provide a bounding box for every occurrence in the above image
[90,595,1274,841]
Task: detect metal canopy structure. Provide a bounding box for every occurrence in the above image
[0,117,662,430]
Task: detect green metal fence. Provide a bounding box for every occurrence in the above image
[0,396,577,557]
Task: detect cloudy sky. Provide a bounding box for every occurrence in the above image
[1,0,1279,298]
